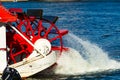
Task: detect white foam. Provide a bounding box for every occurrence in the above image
[54,33,120,75]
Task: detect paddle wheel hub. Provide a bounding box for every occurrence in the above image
[34,39,51,55]
[28,38,51,58]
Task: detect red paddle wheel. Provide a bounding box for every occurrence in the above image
[5,8,68,64]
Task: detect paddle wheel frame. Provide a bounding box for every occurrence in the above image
[0,5,68,64]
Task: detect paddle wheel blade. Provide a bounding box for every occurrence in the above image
[43,16,59,24]
[9,8,23,13]
[27,9,43,19]
[59,29,68,36]
[52,46,69,51]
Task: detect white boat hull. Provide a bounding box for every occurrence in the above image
[0,51,57,78]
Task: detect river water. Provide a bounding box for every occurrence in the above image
[2,1,120,80]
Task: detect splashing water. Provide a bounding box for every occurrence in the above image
[54,33,120,75]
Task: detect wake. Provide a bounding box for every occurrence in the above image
[54,33,120,75]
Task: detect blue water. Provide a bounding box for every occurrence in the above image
[2,1,120,80]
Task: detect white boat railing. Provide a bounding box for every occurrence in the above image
[0,23,7,73]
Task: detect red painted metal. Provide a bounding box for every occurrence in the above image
[59,30,68,36]
[0,5,17,22]
[9,8,23,13]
